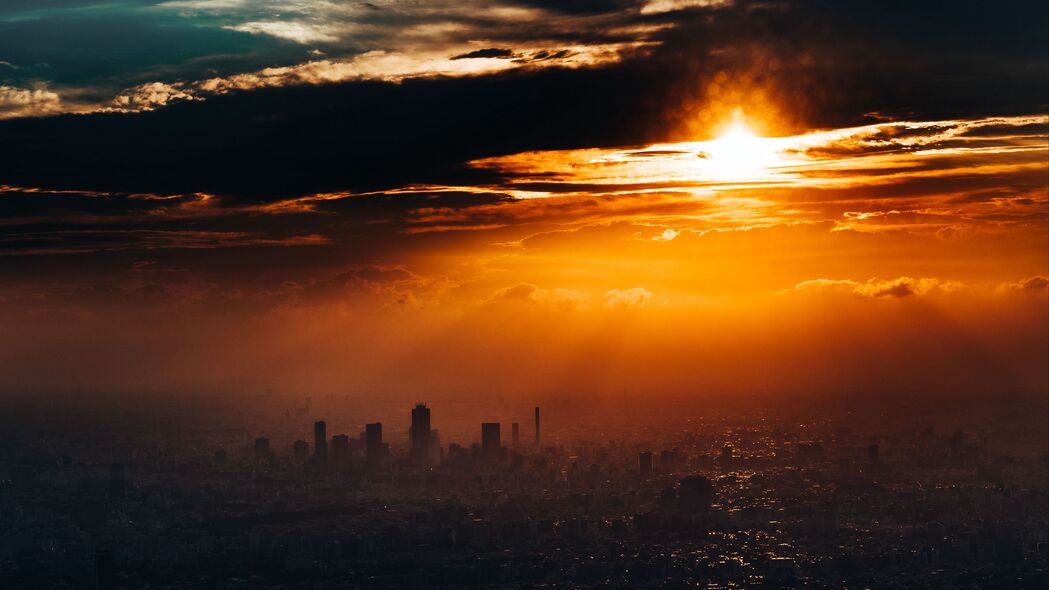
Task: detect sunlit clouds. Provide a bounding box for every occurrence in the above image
[0,111,1045,397]
[1,0,665,117]
[389,115,1047,237]
[0,0,1046,399]
[0,84,62,119]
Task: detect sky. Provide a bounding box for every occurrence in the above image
[0,0,1046,402]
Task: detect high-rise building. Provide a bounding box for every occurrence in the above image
[411,403,431,465]
[511,422,520,447]
[639,451,653,479]
[678,475,714,512]
[293,440,309,463]
[253,437,270,462]
[366,422,384,467]
[482,422,501,460]
[314,421,328,463]
[534,407,541,448]
[332,434,350,466]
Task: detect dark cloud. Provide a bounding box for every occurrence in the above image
[450,48,515,60]
[0,0,1043,268]
[0,68,672,199]
[511,0,643,14]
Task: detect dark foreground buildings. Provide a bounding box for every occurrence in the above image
[0,396,1046,589]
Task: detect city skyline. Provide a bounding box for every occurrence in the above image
[0,1,1046,588]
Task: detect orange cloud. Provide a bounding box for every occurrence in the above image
[603,287,653,309]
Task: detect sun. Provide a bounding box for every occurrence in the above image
[701,115,781,179]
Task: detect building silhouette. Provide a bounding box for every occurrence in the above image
[511,422,520,447]
[253,437,270,462]
[639,451,653,479]
[314,421,328,463]
[293,440,309,463]
[482,422,501,461]
[411,403,431,466]
[366,422,385,469]
[332,434,349,466]
[679,475,714,512]
[534,406,541,448]
[720,445,733,469]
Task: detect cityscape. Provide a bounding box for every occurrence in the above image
[1,393,1046,588]
[1,0,1047,588]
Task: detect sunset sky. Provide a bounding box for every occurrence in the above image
[0,1,1046,401]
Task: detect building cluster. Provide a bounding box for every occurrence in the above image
[251,404,544,479]
[0,396,1046,589]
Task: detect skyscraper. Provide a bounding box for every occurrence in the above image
[332,434,349,466]
[314,420,328,463]
[639,451,653,479]
[411,403,431,465]
[511,422,520,447]
[534,406,540,448]
[481,422,501,461]
[366,422,384,468]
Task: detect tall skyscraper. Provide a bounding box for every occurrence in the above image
[511,422,520,447]
[366,422,384,468]
[481,422,501,461]
[314,417,327,464]
[639,451,653,479]
[534,406,540,448]
[411,403,431,465]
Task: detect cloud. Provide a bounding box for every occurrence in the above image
[451,48,515,60]
[225,21,339,44]
[106,44,632,113]
[640,0,732,15]
[788,277,963,299]
[0,229,331,256]
[603,287,652,309]
[998,275,1049,293]
[652,228,679,241]
[491,283,590,310]
[0,85,61,119]
[110,82,199,111]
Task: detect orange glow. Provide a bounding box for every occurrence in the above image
[699,114,784,180]
[0,116,1045,398]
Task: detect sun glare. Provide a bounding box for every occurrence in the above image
[698,115,784,180]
